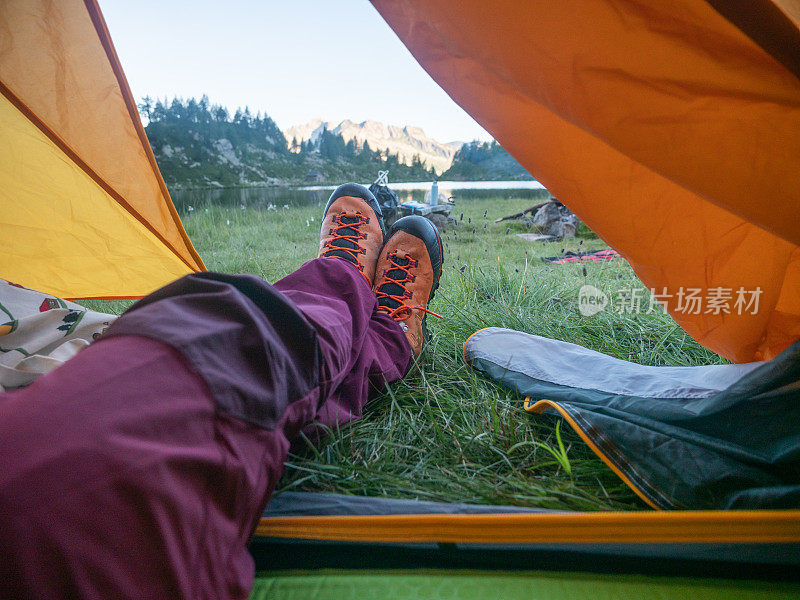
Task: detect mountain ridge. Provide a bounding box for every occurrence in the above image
[285,118,463,175]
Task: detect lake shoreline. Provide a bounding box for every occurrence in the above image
[167,176,539,192]
[170,182,551,213]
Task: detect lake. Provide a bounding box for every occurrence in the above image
[170,180,549,213]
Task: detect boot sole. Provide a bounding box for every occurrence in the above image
[424,223,443,348]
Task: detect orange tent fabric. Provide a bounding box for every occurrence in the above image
[0,0,204,299]
[371,0,800,363]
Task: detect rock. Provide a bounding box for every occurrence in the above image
[531,201,581,238]
[532,202,562,231]
[561,212,580,237]
[427,213,448,232]
[548,219,566,238]
[305,169,325,183]
[213,138,241,166]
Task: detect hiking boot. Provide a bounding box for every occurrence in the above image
[374,215,444,356]
[319,183,386,286]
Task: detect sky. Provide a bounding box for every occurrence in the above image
[98,0,492,143]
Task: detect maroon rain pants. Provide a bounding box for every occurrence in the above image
[0,257,412,599]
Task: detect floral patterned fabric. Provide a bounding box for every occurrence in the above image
[0,280,116,391]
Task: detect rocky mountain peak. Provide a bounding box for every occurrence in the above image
[284,118,463,174]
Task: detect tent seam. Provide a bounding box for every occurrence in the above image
[0,79,196,274]
[81,0,206,271]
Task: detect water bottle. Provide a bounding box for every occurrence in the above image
[430,181,439,206]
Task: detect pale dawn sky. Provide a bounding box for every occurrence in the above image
[98,0,492,144]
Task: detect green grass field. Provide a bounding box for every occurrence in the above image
[88,195,725,511]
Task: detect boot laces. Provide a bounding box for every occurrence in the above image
[321,212,370,270]
[375,252,443,321]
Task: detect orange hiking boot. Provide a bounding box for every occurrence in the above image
[374,216,444,356]
[319,183,386,286]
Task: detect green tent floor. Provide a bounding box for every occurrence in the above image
[251,569,800,600]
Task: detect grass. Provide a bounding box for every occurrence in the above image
[85,195,725,511]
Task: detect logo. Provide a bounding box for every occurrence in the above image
[578,285,609,316]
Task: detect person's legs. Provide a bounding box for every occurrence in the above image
[0,259,411,600]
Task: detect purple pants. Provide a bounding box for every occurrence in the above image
[0,258,411,599]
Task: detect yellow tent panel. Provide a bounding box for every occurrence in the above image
[0,92,190,299]
[0,0,204,299]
